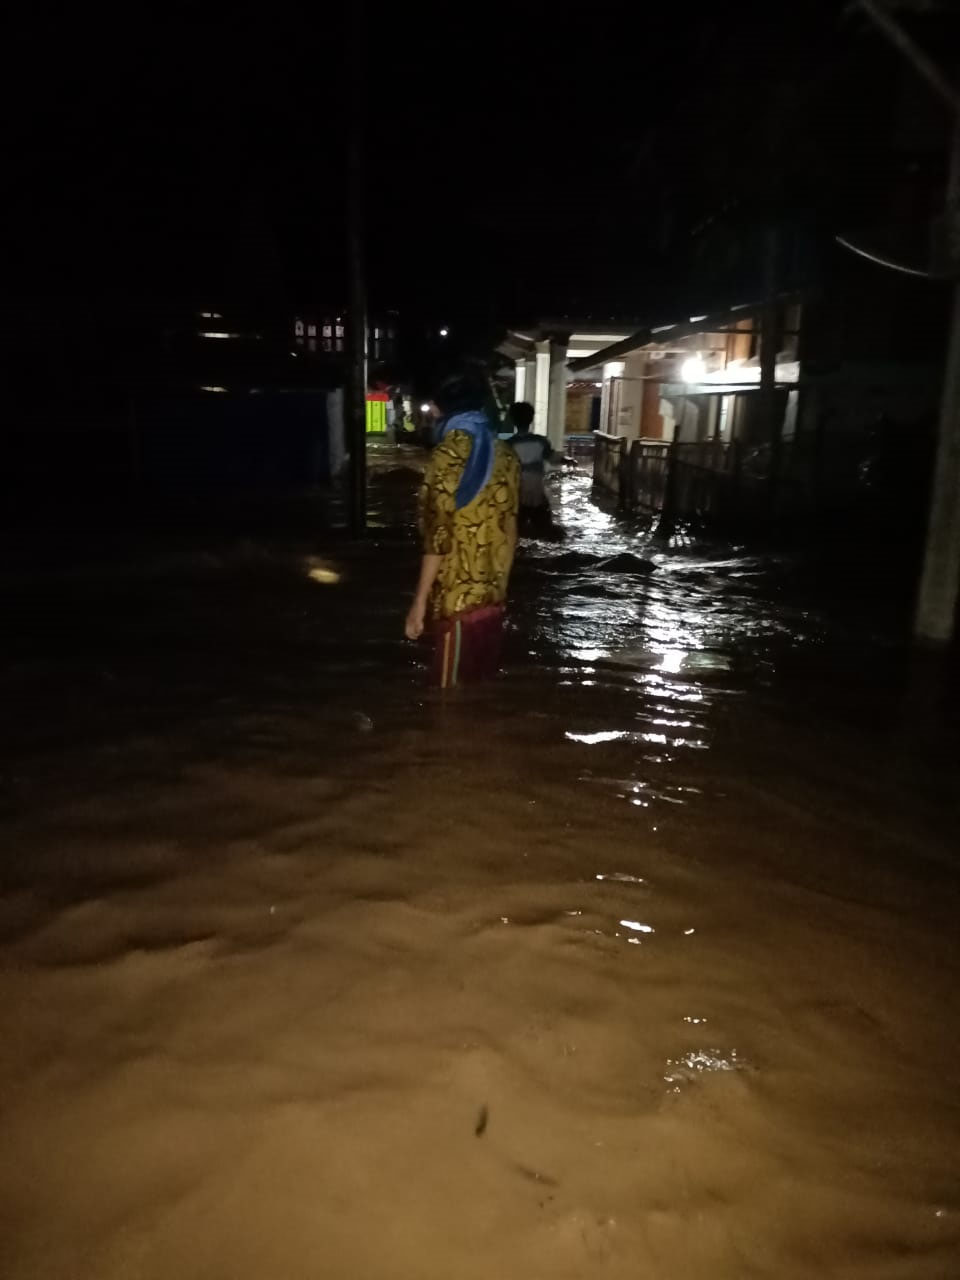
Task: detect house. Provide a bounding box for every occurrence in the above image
[294,309,397,364]
[497,324,636,450]
[567,299,802,449]
[498,196,948,527]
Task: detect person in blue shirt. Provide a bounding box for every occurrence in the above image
[506,401,564,538]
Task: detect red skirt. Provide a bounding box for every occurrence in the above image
[430,605,505,688]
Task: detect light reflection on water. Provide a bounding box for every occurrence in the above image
[566,730,629,745]
[511,468,820,822]
[519,476,788,691]
[664,1048,744,1088]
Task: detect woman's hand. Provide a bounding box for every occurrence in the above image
[406,554,442,640]
[405,597,427,640]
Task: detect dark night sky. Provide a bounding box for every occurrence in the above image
[6,2,955,336]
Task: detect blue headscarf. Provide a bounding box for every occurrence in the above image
[435,409,496,509]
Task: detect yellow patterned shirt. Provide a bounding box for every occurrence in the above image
[420,430,520,621]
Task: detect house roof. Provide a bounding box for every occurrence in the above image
[566,304,761,372]
[565,292,801,372]
[497,323,637,364]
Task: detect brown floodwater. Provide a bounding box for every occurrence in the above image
[0,458,958,1278]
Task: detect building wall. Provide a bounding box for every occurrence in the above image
[659,394,678,443]
[614,351,647,438]
[659,393,721,444]
[565,392,595,433]
[641,377,665,439]
[612,378,644,437]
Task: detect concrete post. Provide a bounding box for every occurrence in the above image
[514,360,527,404]
[547,340,568,452]
[599,360,625,436]
[599,376,611,436]
[534,341,551,436]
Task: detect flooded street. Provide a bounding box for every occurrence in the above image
[1,460,958,1278]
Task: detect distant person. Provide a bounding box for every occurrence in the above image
[405,371,520,687]
[507,401,564,539]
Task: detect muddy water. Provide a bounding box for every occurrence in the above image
[0,462,958,1278]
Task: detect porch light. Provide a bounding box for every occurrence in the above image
[680,354,706,383]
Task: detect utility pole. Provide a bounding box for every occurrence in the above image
[855,1,960,642]
[914,123,960,644]
[345,1,368,538]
